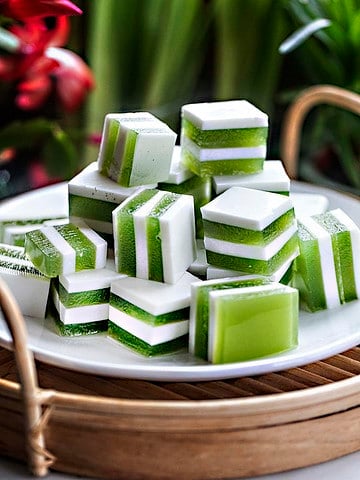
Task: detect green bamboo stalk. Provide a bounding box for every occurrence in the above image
[213,0,285,113]
[143,0,207,115]
[85,1,141,135]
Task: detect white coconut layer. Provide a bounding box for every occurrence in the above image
[59,261,124,293]
[182,100,268,130]
[42,226,76,274]
[109,306,189,346]
[201,187,294,231]
[213,160,290,195]
[68,162,154,202]
[183,137,266,161]
[133,191,167,280]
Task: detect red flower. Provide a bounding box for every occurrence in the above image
[0,0,82,20]
[0,15,94,111]
[46,47,94,112]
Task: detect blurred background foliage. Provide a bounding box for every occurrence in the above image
[80,0,359,191]
[1,0,359,197]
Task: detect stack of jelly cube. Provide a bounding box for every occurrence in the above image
[200,186,299,281]
[5,97,358,366]
[180,100,268,177]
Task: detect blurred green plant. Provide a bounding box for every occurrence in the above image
[85,0,286,160]
[279,0,360,190]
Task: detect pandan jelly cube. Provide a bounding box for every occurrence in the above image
[97,112,177,187]
[181,100,268,177]
[68,162,155,243]
[25,221,107,278]
[207,283,298,364]
[108,272,197,356]
[112,189,196,284]
[51,261,125,336]
[0,243,50,318]
[201,187,299,275]
[189,275,271,360]
[213,160,290,196]
[294,208,360,311]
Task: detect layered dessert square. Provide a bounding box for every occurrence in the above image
[68,162,154,244]
[25,221,107,277]
[189,275,298,363]
[294,208,360,311]
[201,187,299,275]
[0,243,50,318]
[97,112,177,187]
[51,261,125,335]
[112,189,196,284]
[181,100,268,177]
[108,272,197,356]
[213,160,290,196]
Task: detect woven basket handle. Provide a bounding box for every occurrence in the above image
[280,84,360,179]
[0,278,51,476]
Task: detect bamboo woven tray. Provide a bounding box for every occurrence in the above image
[0,85,360,480]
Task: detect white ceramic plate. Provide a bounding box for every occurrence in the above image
[0,181,359,381]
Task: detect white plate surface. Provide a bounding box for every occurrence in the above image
[0,181,359,381]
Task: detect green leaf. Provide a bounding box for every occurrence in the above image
[0,119,53,151]
[279,18,332,54]
[42,128,78,180]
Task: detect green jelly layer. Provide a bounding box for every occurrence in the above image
[193,277,270,361]
[25,230,62,277]
[158,176,211,239]
[54,316,108,336]
[279,262,294,285]
[182,149,264,177]
[115,189,158,276]
[117,129,138,186]
[69,194,117,224]
[314,212,357,304]
[206,234,299,275]
[99,117,121,176]
[203,209,295,246]
[211,289,298,364]
[292,223,326,311]
[56,282,110,308]
[146,192,179,282]
[110,292,189,325]
[56,224,96,271]
[108,321,188,357]
[182,118,268,148]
